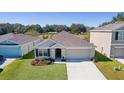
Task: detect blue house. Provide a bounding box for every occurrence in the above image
[0,33,42,58]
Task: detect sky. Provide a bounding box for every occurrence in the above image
[0,12,119,27]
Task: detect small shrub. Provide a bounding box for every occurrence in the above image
[92,57,98,63]
[113,65,123,71]
[61,57,66,62]
[42,35,49,39]
[0,68,3,73]
[31,57,55,66]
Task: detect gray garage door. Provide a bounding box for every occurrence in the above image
[114,48,124,58]
[66,49,91,60]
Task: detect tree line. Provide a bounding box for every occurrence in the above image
[0,23,90,36]
[99,12,124,27]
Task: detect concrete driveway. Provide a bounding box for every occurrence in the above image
[0,58,16,69]
[116,58,124,65]
[67,61,106,80]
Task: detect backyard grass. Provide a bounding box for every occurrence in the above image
[39,32,55,39]
[79,32,90,40]
[94,51,124,80]
[0,51,67,80]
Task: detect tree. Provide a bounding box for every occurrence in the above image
[70,24,86,34]
[99,12,124,27]
[43,24,70,33]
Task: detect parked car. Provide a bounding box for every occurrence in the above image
[0,55,6,65]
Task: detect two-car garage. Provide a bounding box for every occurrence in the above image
[65,48,95,60]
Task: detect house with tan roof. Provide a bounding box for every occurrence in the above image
[35,31,95,61]
[0,33,42,58]
[90,21,124,58]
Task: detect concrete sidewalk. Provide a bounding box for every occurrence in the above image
[116,58,124,65]
[67,62,106,80]
[0,58,16,69]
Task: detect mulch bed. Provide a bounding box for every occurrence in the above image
[31,60,54,66]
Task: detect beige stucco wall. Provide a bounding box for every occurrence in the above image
[90,31,112,57]
[90,48,95,58]
[51,48,55,59]
[50,48,95,60]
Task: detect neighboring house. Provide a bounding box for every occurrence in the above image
[90,21,124,58]
[0,33,42,58]
[35,31,95,61]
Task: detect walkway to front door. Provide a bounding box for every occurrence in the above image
[66,62,106,80]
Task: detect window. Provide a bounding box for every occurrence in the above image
[115,31,124,40]
[38,49,50,57]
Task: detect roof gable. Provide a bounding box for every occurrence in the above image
[51,43,65,48]
[0,39,19,45]
[36,39,65,48]
[36,39,56,48]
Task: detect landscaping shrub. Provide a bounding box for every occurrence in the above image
[61,57,66,62]
[31,57,55,66]
[0,68,3,73]
[42,35,49,39]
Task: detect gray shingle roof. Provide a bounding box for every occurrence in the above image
[0,33,42,44]
[91,21,124,31]
[52,31,93,47]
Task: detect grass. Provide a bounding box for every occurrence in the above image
[39,32,55,39]
[95,51,111,61]
[95,61,124,80]
[21,50,35,59]
[94,51,124,80]
[39,32,90,40]
[0,51,67,80]
[79,32,90,40]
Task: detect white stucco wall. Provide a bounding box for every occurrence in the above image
[90,31,112,57]
[51,48,55,59]
[21,39,41,56]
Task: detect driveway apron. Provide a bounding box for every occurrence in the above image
[66,62,106,80]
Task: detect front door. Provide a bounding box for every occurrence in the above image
[55,48,61,59]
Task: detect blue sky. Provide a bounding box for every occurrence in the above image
[0,12,118,27]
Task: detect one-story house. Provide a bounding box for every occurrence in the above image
[35,31,95,61]
[0,33,42,58]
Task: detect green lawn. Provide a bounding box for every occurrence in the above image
[95,51,111,61]
[94,51,124,80]
[0,51,67,80]
[95,61,124,80]
[79,32,90,40]
[39,32,55,39]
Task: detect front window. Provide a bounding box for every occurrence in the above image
[38,49,50,57]
[115,31,124,40]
